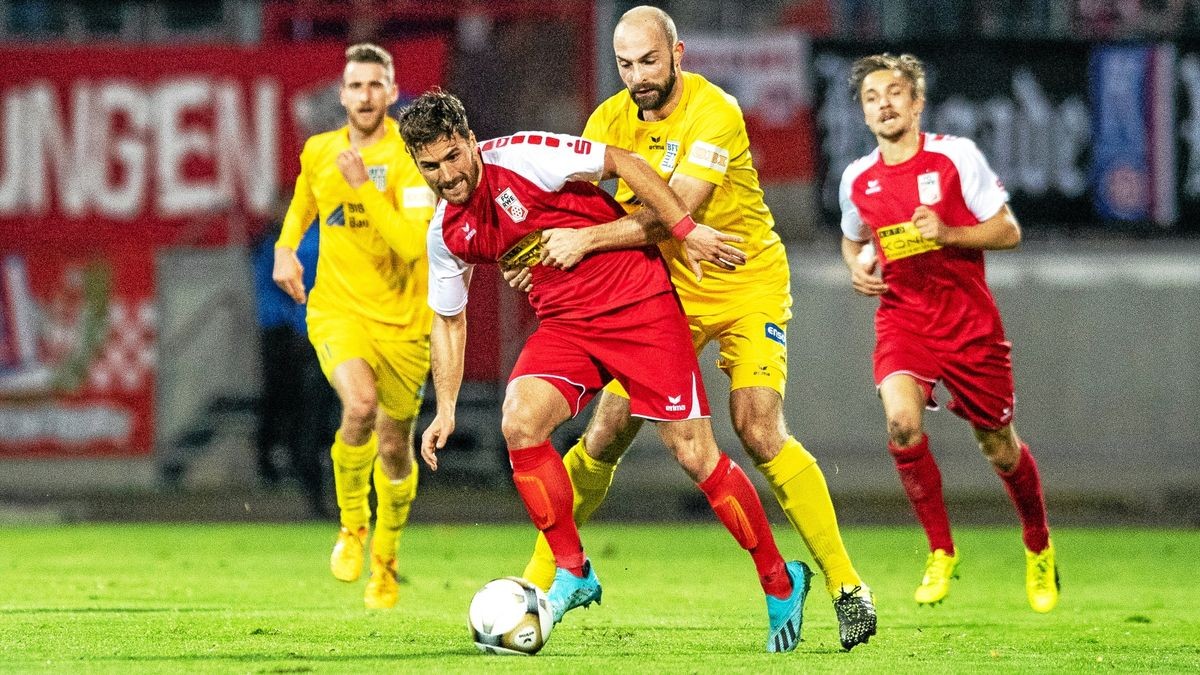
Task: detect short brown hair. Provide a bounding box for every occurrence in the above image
[345,43,394,84]
[849,53,926,101]
[397,88,472,153]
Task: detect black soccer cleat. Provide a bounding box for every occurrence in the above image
[833,585,877,651]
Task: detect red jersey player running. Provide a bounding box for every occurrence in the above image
[400,89,812,652]
[838,53,1059,613]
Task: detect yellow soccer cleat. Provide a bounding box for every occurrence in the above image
[1026,541,1060,613]
[364,555,400,609]
[330,526,368,582]
[914,548,960,605]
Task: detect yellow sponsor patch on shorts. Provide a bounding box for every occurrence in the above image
[877,221,941,261]
[499,230,544,268]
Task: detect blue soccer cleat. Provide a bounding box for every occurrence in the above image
[547,559,603,624]
[766,560,814,653]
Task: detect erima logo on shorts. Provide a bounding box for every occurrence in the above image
[765,323,786,346]
[665,394,686,412]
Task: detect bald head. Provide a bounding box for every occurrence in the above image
[615,5,678,46]
[613,5,683,115]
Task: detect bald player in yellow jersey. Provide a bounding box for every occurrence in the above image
[274,43,435,610]
[519,6,877,651]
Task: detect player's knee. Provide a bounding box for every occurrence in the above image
[977,432,1019,471]
[582,419,637,464]
[886,413,922,447]
[730,414,786,464]
[341,391,377,433]
[500,406,546,449]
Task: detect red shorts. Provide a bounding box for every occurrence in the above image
[509,291,710,421]
[874,323,1015,430]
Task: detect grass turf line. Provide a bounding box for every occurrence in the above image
[0,524,1197,673]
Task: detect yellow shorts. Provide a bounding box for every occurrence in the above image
[308,316,430,420]
[604,293,791,399]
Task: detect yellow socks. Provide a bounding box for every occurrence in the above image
[758,437,863,597]
[523,440,618,590]
[331,432,377,531]
[370,457,419,561]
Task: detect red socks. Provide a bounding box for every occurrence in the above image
[698,453,791,599]
[996,443,1051,552]
[889,434,955,555]
[509,441,585,575]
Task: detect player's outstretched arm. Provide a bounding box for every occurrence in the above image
[600,147,742,281]
[913,204,1021,250]
[841,236,888,297]
[421,311,467,471]
[336,148,427,263]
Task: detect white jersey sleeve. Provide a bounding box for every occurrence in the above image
[928,135,1009,221]
[838,154,875,242]
[426,201,473,316]
[480,132,607,192]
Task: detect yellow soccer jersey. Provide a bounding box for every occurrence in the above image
[278,118,435,339]
[584,71,790,316]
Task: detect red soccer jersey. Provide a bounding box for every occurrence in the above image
[839,132,1009,349]
[427,132,673,321]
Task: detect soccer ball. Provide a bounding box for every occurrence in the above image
[468,577,553,655]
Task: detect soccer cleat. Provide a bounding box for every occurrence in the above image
[766,560,813,653]
[330,526,368,582]
[546,559,602,624]
[364,555,399,609]
[1026,541,1060,613]
[833,584,877,650]
[914,548,960,605]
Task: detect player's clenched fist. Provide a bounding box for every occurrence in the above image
[912,205,947,243]
[336,149,370,189]
[272,246,307,304]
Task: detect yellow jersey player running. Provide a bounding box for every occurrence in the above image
[273,43,436,609]
[520,6,877,650]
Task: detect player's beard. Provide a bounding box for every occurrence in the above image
[436,155,482,205]
[628,57,678,113]
[349,107,386,137]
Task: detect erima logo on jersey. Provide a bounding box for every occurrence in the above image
[495,187,528,223]
[461,221,477,242]
[665,394,686,412]
[366,165,387,192]
[326,205,345,226]
[765,323,786,346]
[865,179,882,195]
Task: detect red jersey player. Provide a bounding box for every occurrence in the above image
[398,89,812,652]
[838,53,1059,613]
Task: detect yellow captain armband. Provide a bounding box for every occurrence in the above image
[499,230,545,268]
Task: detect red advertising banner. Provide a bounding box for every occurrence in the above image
[0,39,447,248]
[0,40,447,457]
[1,247,155,457]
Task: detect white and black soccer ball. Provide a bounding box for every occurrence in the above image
[468,577,553,655]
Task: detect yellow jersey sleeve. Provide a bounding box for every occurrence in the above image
[672,100,742,189]
[278,139,319,250]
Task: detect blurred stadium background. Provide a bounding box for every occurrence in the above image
[0,0,1197,527]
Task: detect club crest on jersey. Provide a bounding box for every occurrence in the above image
[917,171,941,205]
[496,187,528,223]
[367,165,388,192]
[659,140,680,172]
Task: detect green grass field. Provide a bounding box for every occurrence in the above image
[1,523,1197,673]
